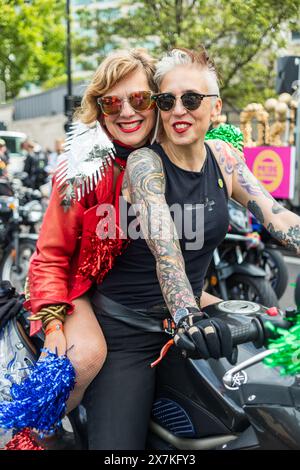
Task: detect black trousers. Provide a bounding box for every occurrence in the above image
[83,294,173,450]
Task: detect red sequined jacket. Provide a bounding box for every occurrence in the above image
[24,162,126,336]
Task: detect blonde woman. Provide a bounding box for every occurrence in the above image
[26,49,157,413]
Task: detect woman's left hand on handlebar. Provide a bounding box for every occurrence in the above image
[174,314,233,361]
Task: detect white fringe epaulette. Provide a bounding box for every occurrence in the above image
[55,121,115,205]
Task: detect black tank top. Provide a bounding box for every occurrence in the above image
[96,142,229,309]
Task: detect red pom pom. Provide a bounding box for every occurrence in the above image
[78,222,129,284]
[4,428,44,450]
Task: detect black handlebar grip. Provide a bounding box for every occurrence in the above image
[229,320,261,346]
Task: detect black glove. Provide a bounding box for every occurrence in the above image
[174,313,234,362]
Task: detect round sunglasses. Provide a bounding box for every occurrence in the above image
[152,92,219,112]
[97,91,155,116]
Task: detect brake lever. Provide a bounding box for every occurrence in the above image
[222,348,277,388]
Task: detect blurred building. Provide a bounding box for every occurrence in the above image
[286,29,300,56]
[72,0,122,75]
[0,82,86,149]
[72,0,159,73]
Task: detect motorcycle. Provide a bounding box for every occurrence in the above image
[148,272,300,450]
[65,275,300,450]
[1,275,300,450]
[249,219,289,299]
[0,175,43,292]
[205,199,280,307]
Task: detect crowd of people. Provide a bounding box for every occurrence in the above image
[0,136,65,189]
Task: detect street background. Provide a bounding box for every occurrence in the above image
[281,255,300,309]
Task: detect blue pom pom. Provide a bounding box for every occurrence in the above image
[0,349,76,434]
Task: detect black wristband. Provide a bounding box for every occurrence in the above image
[187,307,201,313]
[174,307,202,325]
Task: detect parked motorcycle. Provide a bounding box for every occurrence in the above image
[250,206,289,299]
[0,175,43,292]
[205,199,280,307]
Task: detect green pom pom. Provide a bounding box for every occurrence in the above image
[264,279,300,375]
[205,124,244,152]
[264,316,300,376]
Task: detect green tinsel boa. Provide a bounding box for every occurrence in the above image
[264,312,300,376]
[205,124,244,151]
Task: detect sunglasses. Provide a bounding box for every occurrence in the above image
[97,91,155,116]
[152,92,219,112]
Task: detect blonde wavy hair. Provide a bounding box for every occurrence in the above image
[76,49,157,124]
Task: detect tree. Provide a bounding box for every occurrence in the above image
[0,0,66,100]
[72,5,120,71]
[74,0,300,109]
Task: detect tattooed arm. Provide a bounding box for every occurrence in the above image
[124,147,199,318]
[211,140,300,255]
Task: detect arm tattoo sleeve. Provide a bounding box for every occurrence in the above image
[247,200,264,224]
[267,223,300,254]
[213,140,287,212]
[121,170,129,191]
[125,147,199,316]
[259,184,288,215]
[228,146,287,214]
[210,140,300,254]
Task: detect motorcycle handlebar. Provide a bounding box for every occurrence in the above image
[229,319,262,347]
[229,314,292,348]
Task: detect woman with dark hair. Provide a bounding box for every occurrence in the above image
[84,46,300,450]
